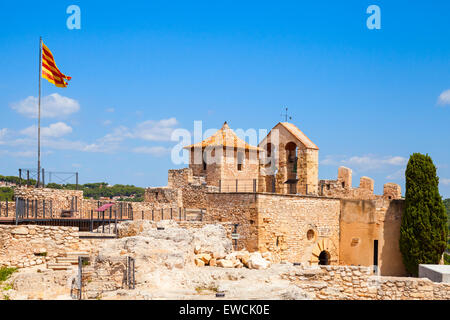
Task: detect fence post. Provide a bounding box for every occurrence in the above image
[43,200,45,218]
[306,184,308,195]
[142,210,144,220]
[132,258,135,289]
[15,198,18,225]
[161,208,163,220]
[152,209,154,221]
[78,256,82,300]
[5,200,8,217]
[170,208,173,220]
[200,209,203,222]
[253,179,256,193]
[42,168,45,187]
[19,169,22,187]
[90,210,93,232]
[115,208,118,237]
[179,208,181,221]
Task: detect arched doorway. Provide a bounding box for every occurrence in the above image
[309,238,337,265]
[318,250,330,265]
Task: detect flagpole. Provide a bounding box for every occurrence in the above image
[37,36,42,188]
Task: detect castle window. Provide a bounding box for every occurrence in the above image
[202,159,207,171]
[307,229,315,240]
[342,182,345,188]
[237,152,244,171]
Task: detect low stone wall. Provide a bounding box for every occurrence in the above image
[0,225,94,268]
[282,265,450,300]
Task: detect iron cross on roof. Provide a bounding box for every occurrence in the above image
[281,107,292,122]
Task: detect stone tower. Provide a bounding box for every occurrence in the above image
[183,122,261,189]
[258,122,319,195]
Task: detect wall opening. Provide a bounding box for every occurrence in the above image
[237,151,244,171]
[373,239,379,273]
[307,229,315,240]
[318,250,330,265]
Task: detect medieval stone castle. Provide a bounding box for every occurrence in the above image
[145,121,405,276]
[1,121,406,276]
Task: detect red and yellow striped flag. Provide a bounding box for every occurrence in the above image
[41,42,71,88]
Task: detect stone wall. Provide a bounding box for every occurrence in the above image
[256,194,340,264]
[204,192,340,265]
[149,168,218,210]
[0,225,94,268]
[0,200,15,217]
[319,166,402,200]
[204,193,259,251]
[339,198,406,276]
[282,265,450,300]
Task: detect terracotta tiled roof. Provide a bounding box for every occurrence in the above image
[279,122,319,150]
[183,122,262,151]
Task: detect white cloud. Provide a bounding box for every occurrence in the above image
[102,120,112,126]
[11,93,80,118]
[0,128,7,138]
[132,146,170,156]
[106,108,115,113]
[21,122,73,138]
[386,169,405,180]
[100,126,133,143]
[0,128,8,144]
[437,89,450,106]
[134,118,178,141]
[0,149,52,158]
[441,178,450,186]
[321,154,407,171]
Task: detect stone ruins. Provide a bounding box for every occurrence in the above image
[0,120,448,300]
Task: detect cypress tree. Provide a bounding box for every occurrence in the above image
[400,153,448,276]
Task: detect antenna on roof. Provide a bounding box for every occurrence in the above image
[281,107,292,122]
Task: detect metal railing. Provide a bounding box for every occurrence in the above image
[74,255,135,300]
[218,179,257,193]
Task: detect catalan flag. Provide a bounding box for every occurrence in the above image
[41,42,71,88]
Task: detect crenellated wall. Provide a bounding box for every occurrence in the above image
[319,166,402,201]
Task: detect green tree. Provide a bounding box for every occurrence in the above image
[399,153,448,276]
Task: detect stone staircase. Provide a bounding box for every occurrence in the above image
[47,251,90,270]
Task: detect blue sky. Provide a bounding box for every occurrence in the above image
[0,1,449,197]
